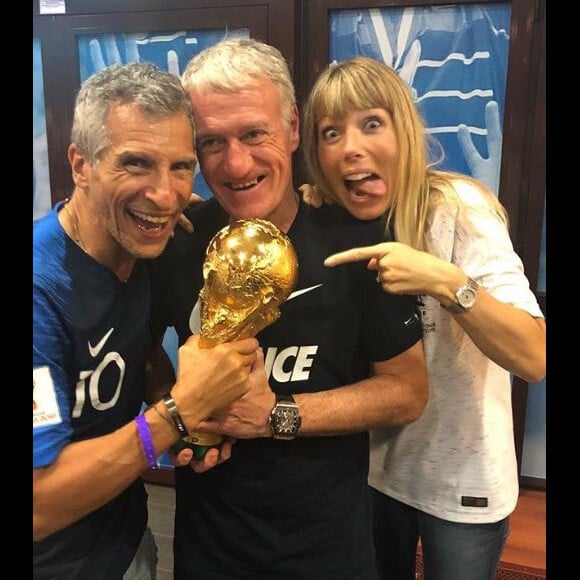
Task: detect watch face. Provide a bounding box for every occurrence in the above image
[272,404,301,437]
[275,407,300,433]
[457,286,477,309]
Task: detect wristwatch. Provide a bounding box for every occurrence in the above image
[269,394,301,440]
[444,277,479,314]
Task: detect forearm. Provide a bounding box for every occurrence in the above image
[429,262,546,383]
[295,344,428,436]
[295,381,422,436]
[198,343,428,439]
[33,404,178,541]
[450,289,546,383]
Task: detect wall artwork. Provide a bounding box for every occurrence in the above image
[329,4,511,196]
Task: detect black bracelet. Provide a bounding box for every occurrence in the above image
[162,394,189,437]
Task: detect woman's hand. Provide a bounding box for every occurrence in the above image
[325,241,463,303]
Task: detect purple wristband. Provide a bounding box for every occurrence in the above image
[135,415,159,471]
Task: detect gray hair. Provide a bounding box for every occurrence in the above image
[71,62,195,165]
[181,38,295,124]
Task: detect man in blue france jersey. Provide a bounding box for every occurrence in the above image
[33,63,259,580]
[149,39,429,580]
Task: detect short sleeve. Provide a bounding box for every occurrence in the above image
[33,277,73,468]
[451,183,543,319]
[361,268,423,362]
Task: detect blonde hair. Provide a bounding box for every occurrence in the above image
[302,57,506,250]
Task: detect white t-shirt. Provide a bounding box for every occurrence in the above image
[368,180,544,524]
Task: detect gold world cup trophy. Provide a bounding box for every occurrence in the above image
[183,219,298,459]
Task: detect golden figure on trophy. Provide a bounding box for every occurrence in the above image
[184,218,298,457]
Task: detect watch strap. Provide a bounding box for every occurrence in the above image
[276,393,295,404]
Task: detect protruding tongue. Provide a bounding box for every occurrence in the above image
[349,176,387,196]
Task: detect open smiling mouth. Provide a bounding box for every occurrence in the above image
[128,209,170,231]
[227,175,266,191]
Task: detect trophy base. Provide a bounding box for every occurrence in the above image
[184,432,224,446]
[184,432,224,460]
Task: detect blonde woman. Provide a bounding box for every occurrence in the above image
[302,57,545,580]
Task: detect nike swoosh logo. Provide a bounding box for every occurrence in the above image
[404,314,420,326]
[88,327,114,358]
[286,284,323,302]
